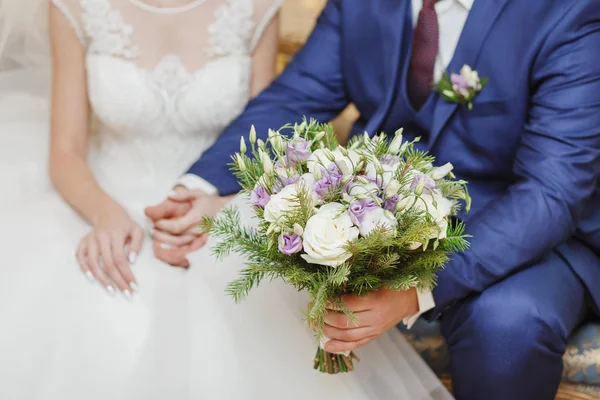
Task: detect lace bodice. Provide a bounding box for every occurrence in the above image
[50,0,281,191]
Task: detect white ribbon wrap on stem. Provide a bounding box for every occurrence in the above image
[319,335,351,357]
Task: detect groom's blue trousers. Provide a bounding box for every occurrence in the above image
[438,238,593,400]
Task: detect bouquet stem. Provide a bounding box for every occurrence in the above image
[313,348,358,374]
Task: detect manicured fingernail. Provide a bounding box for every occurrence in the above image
[85,271,95,282]
[106,285,116,296]
[128,252,137,264]
[168,190,178,197]
[130,282,139,293]
[160,243,173,249]
[123,289,133,301]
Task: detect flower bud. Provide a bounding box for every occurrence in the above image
[357,176,371,185]
[312,167,323,180]
[388,129,403,154]
[385,179,401,198]
[413,179,425,197]
[260,150,274,175]
[371,157,384,176]
[312,131,326,143]
[249,125,257,144]
[271,135,284,153]
[293,223,304,236]
[323,149,336,162]
[268,129,276,138]
[267,222,278,235]
[236,154,247,172]
[239,136,247,154]
[257,139,266,151]
[340,175,353,186]
[338,146,349,157]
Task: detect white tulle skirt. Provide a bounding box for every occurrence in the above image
[0,76,453,400]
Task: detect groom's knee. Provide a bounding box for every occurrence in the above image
[444,289,565,377]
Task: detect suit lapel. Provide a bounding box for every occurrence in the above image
[365,0,413,135]
[428,0,510,149]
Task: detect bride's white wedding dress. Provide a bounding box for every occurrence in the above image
[0,1,452,399]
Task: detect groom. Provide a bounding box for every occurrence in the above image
[145,0,600,398]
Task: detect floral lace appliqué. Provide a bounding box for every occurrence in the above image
[81,0,138,59]
[206,0,255,57]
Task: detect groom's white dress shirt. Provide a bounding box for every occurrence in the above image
[178,0,473,328]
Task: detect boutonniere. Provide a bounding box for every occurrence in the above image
[434,65,488,110]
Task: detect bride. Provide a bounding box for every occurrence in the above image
[0,0,452,398]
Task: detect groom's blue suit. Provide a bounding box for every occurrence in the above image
[188,0,600,398]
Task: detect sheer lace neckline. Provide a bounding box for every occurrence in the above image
[127,0,208,14]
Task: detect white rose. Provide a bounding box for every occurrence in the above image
[263,184,300,224]
[264,176,318,224]
[301,203,359,267]
[358,207,398,237]
[365,160,400,187]
[307,148,360,175]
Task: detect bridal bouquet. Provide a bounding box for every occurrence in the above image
[202,119,471,374]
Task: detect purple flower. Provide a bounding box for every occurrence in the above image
[273,174,300,193]
[278,233,303,255]
[384,194,400,212]
[285,139,312,164]
[348,199,379,225]
[451,73,470,97]
[410,172,436,193]
[314,164,344,198]
[251,186,271,208]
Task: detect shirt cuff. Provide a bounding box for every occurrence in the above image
[177,174,219,195]
[402,288,435,329]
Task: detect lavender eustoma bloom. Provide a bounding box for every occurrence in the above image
[251,186,270,208]
[410,172,436,193]
[285,139,312,164]
[273,174,300,193]
[314,164,344,198]
[278,233,303,255]
[348,199,379,226]
[451,73,470,97]
[384,194,400,212]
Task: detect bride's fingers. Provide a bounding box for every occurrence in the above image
[76,240,94,282]
[97,234,129,294]
[151,228,195,247]
[111,234,136,297]
[128,225,144,265]
[86,237,113,294]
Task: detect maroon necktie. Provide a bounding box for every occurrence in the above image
[407,0,439,109]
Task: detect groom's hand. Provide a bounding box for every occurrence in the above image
[145,187,232,267]
[322,288,419,354]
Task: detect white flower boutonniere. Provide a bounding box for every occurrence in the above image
[434,64,488,110]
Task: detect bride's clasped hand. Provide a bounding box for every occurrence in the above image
[145,187,233,268]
